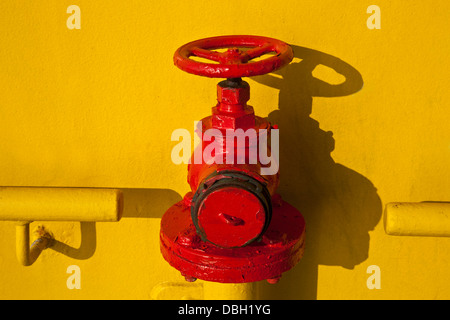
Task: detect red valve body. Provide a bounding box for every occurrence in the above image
[188,80,279,195]
[160,36,305,283]
[186,80,279,248]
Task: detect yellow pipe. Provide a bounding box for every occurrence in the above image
[15,222,31,266]
[0,187,123,222]
[203,282,257,300]
[0,187,123,266]
[16,222,53,266]
[384,202,450,237]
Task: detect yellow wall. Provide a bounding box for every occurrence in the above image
[0,1,449,299]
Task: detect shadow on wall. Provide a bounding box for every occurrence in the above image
[50,188,181,260]
[254,45,382,299]
[47,46,381,299]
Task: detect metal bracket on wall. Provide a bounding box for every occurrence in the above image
[384,202,450,237]
[0,187,123,266]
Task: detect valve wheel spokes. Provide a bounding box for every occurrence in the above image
[174,35,293,78]
[189,43,274,64]
[189,47,223,62]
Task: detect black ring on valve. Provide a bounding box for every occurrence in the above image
[191,170,272,248]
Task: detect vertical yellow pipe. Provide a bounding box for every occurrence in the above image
[16,222,31,266]
[203,282,258,300]
[16,222,53,266]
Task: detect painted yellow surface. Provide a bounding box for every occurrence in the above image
[0,1,449,299]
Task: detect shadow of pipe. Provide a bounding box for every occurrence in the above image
[252,45,382,299]
[50,221,96,260]
[49,188,182,260]
[120,188,182,219]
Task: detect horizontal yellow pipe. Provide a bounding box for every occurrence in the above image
[0,187,123,222]
[384,202,450,237]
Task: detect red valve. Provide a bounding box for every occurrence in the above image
[161,35,305,284]
[173,35,294,78]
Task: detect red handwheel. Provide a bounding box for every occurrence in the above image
[173,35,294,78]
